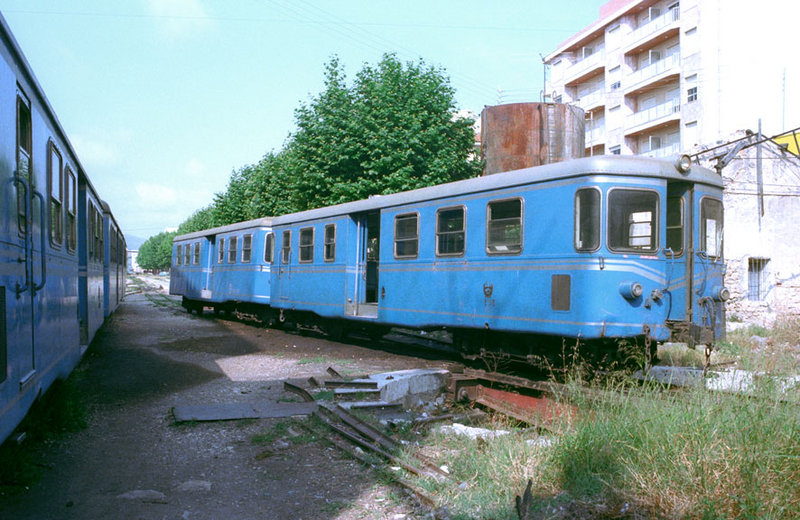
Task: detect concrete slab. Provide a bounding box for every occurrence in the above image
[173,402,318,422]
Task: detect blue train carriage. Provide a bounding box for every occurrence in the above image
[102,201,126,317]
[0,13,124,443]
[170,217,274,318]
[271,155,727,362]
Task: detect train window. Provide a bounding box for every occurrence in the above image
[701,198,723,258]
[299,227,314,263]
[487,199,522,254]
[574,189,601,252]
[48,142,64,246]
[228,236,238,263]
[218,238,225,264]
[281,230,291,263]
[242,234,252,263]
[193,241,201,265]
[66,167,77,252]
[436,206,465,256]
[16,92,32,233]
[96,211,104,262]
[324,224,336,262]
[184,243,192,265]
[394,213,419,259]
[666,196,684,255]
[608,189,659,253]
[264,233,274,263]
[176,245,182,265]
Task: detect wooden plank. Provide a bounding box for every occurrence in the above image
[173,402,318,422]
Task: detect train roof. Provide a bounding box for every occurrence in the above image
[271,155,723,226]
[174,217,274,242]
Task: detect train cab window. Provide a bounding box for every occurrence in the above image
[701,198,723,258]
[228,236,238,263]
[666,196,684,256]
[66,167,77,252]
[487,199,522,254]
[299,227,314,263]
[574,189,601,251]
[264,233,274,263]
[193,241,201,265]
[176,245,182,265]
[324,224,336,262]
[242,234,252,263]
[436,206,465,256]
[48,142,63,246]
[608,189,659,253]
[218,238,225,264]
[281,230,291,264]
[184,243,192,265]
[394,213,419,259]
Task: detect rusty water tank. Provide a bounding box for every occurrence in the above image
[481,102,585,175]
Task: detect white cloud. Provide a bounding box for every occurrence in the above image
[185,158,206,176]
[70,134,119,167]
[135,182,177,207]
[144,0,212,38]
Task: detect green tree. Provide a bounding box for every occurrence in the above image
[137,231,176,272]
[177,205,215,234]
[286,53,481,211]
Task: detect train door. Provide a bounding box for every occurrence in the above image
[277,229,291,301]
[664,182,692,324]
[14,91,40,385]
[349,212,380,317]
[204,237,214,298]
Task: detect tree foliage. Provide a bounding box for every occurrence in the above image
[137,231,176,272]
[173,52,481,232]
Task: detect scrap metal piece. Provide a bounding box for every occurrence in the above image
[283,381,315,402]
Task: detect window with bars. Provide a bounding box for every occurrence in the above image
[242,234,252,263]
[324,224,336,262]
[487,199,522,254]
[228,236,238,264]
[748,258,769,301]
[436,206,465,256]
[394,213,419,259]
[218,238,225,264]
[299,228,314,263]
[193,241,201,265]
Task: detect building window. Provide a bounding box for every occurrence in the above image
[264,232,274,263]
[487,198,522,254]
[48,142,63,246]
[553,94,562,104]
[176,245,182,266]
[436,207,465,256]
[218,238,225,264]
[394,213,419,259]
[228,236,238,264]
[687,86,698,103]
[193,241,200,265]
[281,230,291,264]
[299,227,314,263]
[242,234,252,263]
[609,145,621,155]
[575,189,601,251]
[608,189,659,253]
[748,258,769,301]
[701,198,723,258]
[324,224,336,262]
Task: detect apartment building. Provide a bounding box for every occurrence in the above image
[544,0,799,158]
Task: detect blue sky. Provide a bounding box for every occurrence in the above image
[1,0,603,241]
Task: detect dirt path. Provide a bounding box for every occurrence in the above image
[0,279,460,520]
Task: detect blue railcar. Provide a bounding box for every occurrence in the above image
[266,155,726,360]
[0,13,124,444]
[170,218,274,318]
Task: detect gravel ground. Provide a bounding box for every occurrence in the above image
[0,276,462,520]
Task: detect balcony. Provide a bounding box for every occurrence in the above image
[576,88,606,112]
[562,50,605,87]
[625,53,680,94]
[586,124,606,145]
[626,99,681,135]
[639,142,681,158]
[626,8,680,54]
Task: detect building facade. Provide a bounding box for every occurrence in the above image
[544,0,799,158]
[544,0,800,324]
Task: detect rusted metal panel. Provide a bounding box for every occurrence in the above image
[481,102,585,175]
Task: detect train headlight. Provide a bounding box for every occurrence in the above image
[675,154,692,173]
[713,286,731,302]
[619,281,644,300]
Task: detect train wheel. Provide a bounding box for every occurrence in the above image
[323,319,347,341]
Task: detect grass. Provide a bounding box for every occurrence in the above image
[395,317,800,519]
